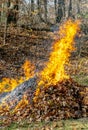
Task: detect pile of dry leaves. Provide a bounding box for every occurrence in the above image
[1,78,87,127]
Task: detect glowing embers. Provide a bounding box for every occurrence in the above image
[0,60,35,93]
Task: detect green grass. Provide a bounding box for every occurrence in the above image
[73,75,88,86]
[0,118,88,130]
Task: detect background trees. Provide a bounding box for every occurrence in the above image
[0,0,87,44]
[0,0,88,27]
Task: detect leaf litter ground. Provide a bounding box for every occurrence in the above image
[0,29,88,128]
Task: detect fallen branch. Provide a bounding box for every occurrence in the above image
[0,76,37,109]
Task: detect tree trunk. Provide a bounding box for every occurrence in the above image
[77,0,80,14]
[0,76,37,109]
[3,16,7,44]
[68,0,72,17]
[37,0,51,25]
[37,0,45,23]
[44,0,48,23]
[56,0,65,23]
[0,11,1,25]
[31,0,34,13]
[37,0,40,15]
[7,0,19,25]
[37,0,42,19]
[31,0,34,23]
[54,0,57,23]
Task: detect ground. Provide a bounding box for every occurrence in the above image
[0,27,88,85]
[0,27,88,129]
[1,118,88,129]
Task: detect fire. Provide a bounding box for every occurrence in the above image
[22,60,35,80]
[0,60,34,93]
[0,19,80,121]
[34,20,80,101]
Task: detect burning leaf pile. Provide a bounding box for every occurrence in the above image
[0,20,88,126]
[32,78,88,122]
[34,19,80,102]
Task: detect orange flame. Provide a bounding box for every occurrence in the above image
[0,60,34,93]
[34,20,80,101]
[22,60,34,80]
[0,20,80,117]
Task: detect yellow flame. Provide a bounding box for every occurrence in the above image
[0,20,80,116]
[22,60,34,80]
[0,60,34,93]
[34,20,80,101]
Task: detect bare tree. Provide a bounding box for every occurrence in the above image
[37,0,40,15]
[37,0,42,20]
[37,0,44,23]
[37,0,50,24]
[44,0,48,23]
[68,0,72,17]
[77,0,81,14]
[7,0,19,25]
[31,0,34,13]
[54,0,57,23]
[56,0,65,23]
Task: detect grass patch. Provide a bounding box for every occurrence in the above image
[73,75,88,86]
[70,57,88,86]
[1,118,88,130]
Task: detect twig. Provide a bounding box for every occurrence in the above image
[3,13,7,44]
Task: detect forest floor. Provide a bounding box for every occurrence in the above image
[0,27,88,85]
[0,27,88,129]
